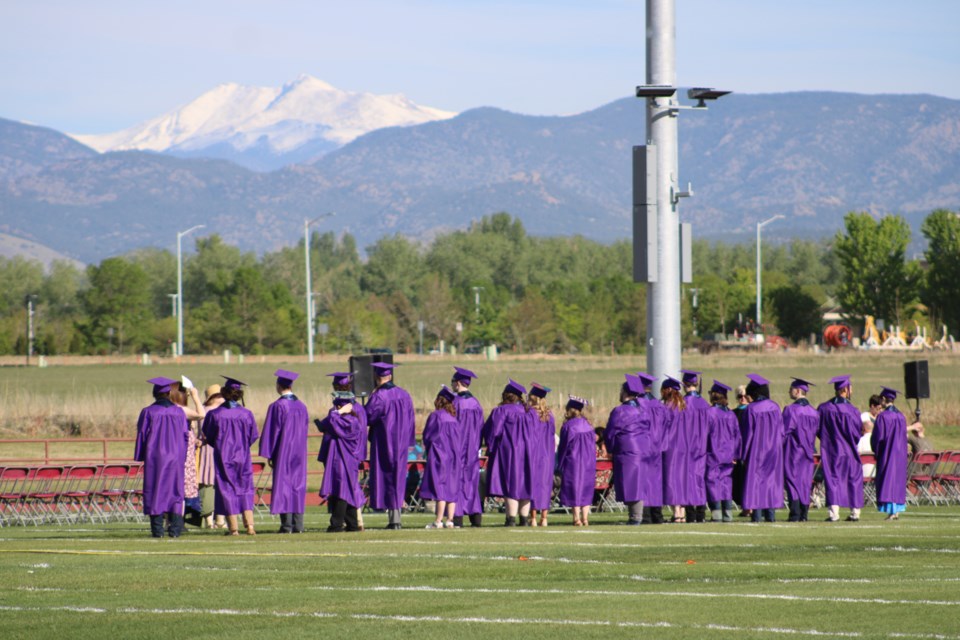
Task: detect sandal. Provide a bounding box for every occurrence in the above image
[670,517,686,523]
[573,519,583,527]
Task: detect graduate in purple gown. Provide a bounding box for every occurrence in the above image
[451,367,484,528]
[871,386,909,520]
[556,395,595,526]
[705,380,741,523]
[258,369,310,533]
[201,376,260,535]
[421,386,463,529]
[316,391,364,532]
[660,372,707,523]
[738,374,785,522]
[135,377,190,538]
[483,379,531,526]
[604,374,651,525]
[636,372,667,524]
[527,382,556,527]
[365,361,416,530]
[326,371,368,529]
[817,374,864,522]
[782,377,819,522]
[676,370,711,522]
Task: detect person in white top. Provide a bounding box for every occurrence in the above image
[858,394,882,478]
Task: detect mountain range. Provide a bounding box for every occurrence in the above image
[1,84,958,265]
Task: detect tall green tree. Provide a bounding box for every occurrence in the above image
[80,257,153,353]
[834,212,919,325]
[921,208,960,334]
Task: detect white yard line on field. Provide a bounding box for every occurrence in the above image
[0,604,957,638]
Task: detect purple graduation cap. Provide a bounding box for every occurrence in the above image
[660,376,682,391]
[504,379,527,397]
[710,379,731,395]
[680,369,702,385]
[623,374,644,395]
[529,382,551,398]
[790,377,815,391]
[437,385,456,402]
[221,375,247,390]
[636,372,657,389]
[829,374,852,391]
[147,376,178,393]
[452,366,478,385]
[879,386,900,400]
[326,372,354,387]
[566,395,588,411]
[274,369,299,387]
[746,373,770,386]
[371,361,397,377]
[332,390,355,406]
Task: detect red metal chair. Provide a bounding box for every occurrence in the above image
[593,459,621,512]
[94,464,132,522]
[0,466,32,527]
[932,451,960,505]
[810,454,824,509]
[252,461,271,516]
[860,453,877,506]
[57,465,101,524]
[907,451,943,505]
[23,466,67,525]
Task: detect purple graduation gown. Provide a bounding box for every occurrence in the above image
[739,397,785,510]
[420,408,463,503]
[557,416,595,507]
[638,394,666,507]
[483,402,531,498]
[480,402,527,496]
[134,400,189,515]
[782,399,819,504]
[604,401,652,504]
[317,408,365,508]
[258,394,309,515]
[817,398,865,508]
[529,408,556,510]
[662,394,710,505]
[202,402,259,515]
[454,392,484,516]
[870,406,909,506]
[705,405,741,503]
[365,383,416,510]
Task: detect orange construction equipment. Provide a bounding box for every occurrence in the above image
[823,324,853,348]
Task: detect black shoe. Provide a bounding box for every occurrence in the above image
[504,516,517,527]
[624,519,642,526]
[277,528,292,534]
[825,516,839,522]
[452,516,464,528]
[845,516,860,522]
[326,525,345,533]
[518,516,529,527]
[469,513,483,527]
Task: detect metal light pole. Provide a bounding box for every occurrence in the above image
[25,294,37,366]
[756,214,785,332]
[305,212,335,363]
[177,225,204,357]
[472,286,484,318]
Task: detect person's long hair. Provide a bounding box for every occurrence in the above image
[221,386,244,405]
[661,387,686,411]
[169,385,188,407]
[709,391,729,408]
[500,391,523,407]
[435,395,456,417]
[528,395,551,422]
[564,407,582,422]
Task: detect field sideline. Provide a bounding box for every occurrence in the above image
[2,508,960,639]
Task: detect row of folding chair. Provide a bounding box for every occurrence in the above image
[907,450,960,506]
[0,463,145,527]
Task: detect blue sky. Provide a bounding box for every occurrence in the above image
[1,0,958,134]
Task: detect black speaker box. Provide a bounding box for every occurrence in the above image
[903,360,930,399]
[348,353,394,397]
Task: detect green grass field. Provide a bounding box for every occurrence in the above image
[2,508,960,639]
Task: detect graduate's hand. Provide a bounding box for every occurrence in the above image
[337,403,354,414]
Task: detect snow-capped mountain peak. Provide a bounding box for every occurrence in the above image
[71,76,457,169]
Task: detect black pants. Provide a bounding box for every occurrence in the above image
[684,504,706,523]
[328,497,359,532]
[641,506,664,524]
[787,499,809,522]
[150,512,184,538]
[279,512,305,533]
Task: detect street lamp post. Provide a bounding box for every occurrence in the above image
[305,212,335,363]
[756,214,785,333]
[177,224,205,358]
[471,286,484,319]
